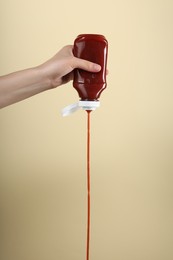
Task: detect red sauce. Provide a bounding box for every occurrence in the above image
[73,34,108,101]
[72,34,108,260]
[86,110,91,260]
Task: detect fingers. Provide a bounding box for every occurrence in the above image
[72,57,101,72]
[61,45,104,73]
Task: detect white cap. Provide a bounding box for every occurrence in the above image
[61,101,100,116]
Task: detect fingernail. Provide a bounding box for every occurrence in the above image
[93,64,101,71]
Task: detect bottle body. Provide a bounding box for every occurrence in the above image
[73,34,108,101]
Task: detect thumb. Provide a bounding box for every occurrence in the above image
[72,57,101,72]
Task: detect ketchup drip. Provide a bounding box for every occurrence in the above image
[72,34,108,260]
[86,110,91,260]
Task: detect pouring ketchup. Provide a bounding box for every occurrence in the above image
[73,34,108,102]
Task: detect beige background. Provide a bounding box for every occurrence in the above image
[0,0,173,259]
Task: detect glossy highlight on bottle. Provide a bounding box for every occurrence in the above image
[73,34,108,101]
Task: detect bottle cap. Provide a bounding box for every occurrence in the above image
[79,101,100,110]
[61,101,100,117]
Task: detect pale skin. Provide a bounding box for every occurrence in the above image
[0,45,102,109]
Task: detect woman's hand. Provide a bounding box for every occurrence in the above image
[0,45,101,108]
[39,45,101,88]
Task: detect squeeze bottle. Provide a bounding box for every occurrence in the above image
[62,34,108,116]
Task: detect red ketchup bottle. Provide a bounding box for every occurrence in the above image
[73,34,108,111]
[61,34,108,116]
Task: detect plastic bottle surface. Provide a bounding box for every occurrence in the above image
[73,34,108,101]
[61,34,108,116]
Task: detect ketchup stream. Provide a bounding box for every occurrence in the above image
[72,34,108,260]
[86,110,91,260]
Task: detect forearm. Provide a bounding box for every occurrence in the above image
[0,45,101,109]
[0,67,50,108]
